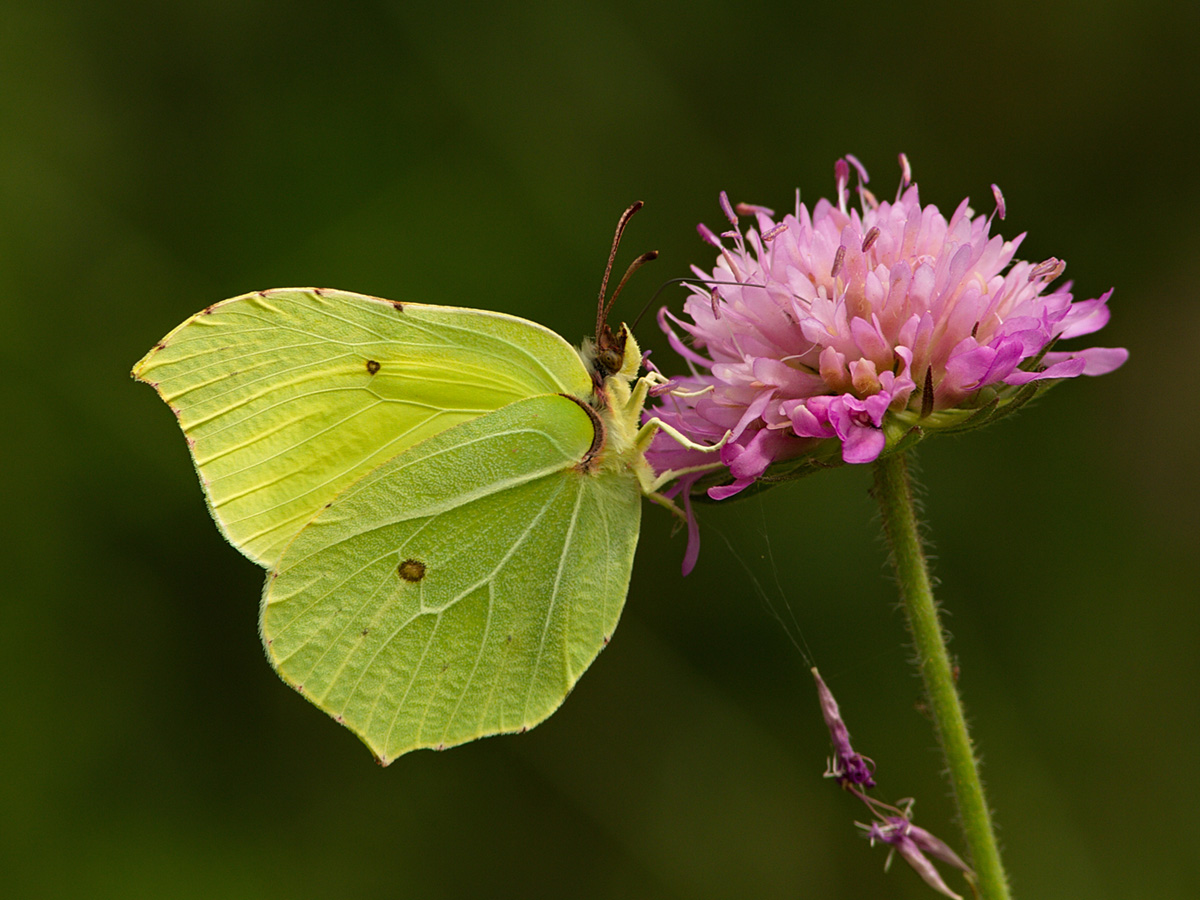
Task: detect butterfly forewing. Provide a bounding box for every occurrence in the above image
[133,288,592,567]
[262,394,642,761]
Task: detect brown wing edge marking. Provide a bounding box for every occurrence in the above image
[557,393,605,472]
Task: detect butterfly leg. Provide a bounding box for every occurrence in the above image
[632,414,729,499]
[643,487,688,521]
[626,373,729,457]
[642,460,726,497]
[634,416,729,457]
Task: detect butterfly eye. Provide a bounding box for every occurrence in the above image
[598,347,624,375]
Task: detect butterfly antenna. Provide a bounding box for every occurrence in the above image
[604,250,659,324]
[630,276,742,332]
[596,201,644,341]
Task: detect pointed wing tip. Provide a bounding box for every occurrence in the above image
[131,343,166,382]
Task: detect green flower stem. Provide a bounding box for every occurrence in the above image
[872,452,1011,900]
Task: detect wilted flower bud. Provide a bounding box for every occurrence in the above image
[812,668,876,788]
[866,815,972,900]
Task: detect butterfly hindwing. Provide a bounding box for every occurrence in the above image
[262,394,642,762]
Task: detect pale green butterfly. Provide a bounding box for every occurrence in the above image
[133,204,721,764]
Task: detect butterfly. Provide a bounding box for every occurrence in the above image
[132,203,721,763]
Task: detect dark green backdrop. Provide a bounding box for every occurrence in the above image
[3,2,1195,897]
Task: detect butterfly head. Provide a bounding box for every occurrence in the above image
[588,202,655,389]
[594,320,640,374]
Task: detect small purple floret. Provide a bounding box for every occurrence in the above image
[810,669,972,898]
[867,816,970,900]
[812,668,876,788]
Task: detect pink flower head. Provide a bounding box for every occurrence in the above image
[647,156,1128,513]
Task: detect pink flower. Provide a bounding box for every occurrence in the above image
[648,156,1128,518]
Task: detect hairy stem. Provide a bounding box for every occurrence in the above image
[872,451,1011,900]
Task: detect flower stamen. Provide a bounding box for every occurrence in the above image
[696,222,722,248]
[831,245,846,279]
[719,247,743,282]
[990,183,1006,221]
[1029,257,1066,282]
[735,202,775,217]
[719,190,738,227]
[835,159,851,214]
[897,152,913,197]
[861,226,880,253]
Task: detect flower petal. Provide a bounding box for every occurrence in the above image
[1042,345,1129,376]
[842,422,886,464]
[1003,355,1087,385]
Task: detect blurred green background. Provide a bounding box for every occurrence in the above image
[3,1,1196,897]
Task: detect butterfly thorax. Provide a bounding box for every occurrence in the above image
[577,325,653,484]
